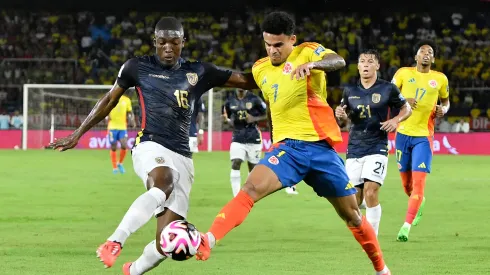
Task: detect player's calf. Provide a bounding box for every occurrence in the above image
[230,159,243,197]
[328,194,388,273]
[363,181,382,236]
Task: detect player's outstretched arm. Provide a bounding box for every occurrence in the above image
[50,84,126,151]
[223,72,258,90]
[292,53,346,80]
[310,53,346,72]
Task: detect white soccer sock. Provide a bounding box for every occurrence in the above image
[206,232,216,249]
[230,169,241,197]
[129,240,166,275]
[366,204,382,236]
[108,187,167,246]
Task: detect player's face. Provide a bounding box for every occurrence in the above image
[263,32,296,66]
[415,45,434,67]
[154,35,184,66]
[357,54,380,79]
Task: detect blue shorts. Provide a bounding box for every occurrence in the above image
[258,139,356,198]
[395,132,433,173]
[108,130,128,144]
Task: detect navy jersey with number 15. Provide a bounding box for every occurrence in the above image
[116,55,232,158]
[342,79,406,159]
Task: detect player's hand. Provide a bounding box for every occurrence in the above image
[380,118,398,132]
[198,133,204,145]
[246,114,257,124]
[291,62,314,80]
[48,133,80,152]
[435,105,445,118]
[406,98,417,109]
[335,105,348,120]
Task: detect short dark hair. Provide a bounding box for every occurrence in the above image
[414,39,437,56]
[155,17,183,32]
[261,11,295,36]
[359,49,380,62]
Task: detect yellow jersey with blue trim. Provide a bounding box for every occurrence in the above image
[252,42,342,146]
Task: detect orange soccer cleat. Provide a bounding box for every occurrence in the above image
[122,262,132,275]
[195,233,211,261]
[96,240,122,268]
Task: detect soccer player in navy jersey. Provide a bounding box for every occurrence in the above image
[50,17,259,274]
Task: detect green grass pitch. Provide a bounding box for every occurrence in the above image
[1,150,489,274]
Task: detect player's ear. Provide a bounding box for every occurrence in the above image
[375,62,380,70]
[153,38,157,47]
[290,35,297,45]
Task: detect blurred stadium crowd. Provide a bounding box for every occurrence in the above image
[1,10,489,130]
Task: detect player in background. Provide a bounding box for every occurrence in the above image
[336,49,412,237]
[50,17,260,275]
[196,12,391,275]
[189,98,205,153]
[106,95,136,174]
[391,40,450,242]
[222,88,267,197]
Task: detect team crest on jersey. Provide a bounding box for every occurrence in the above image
[186,73,198,86]
[282,62,293,74]
[155,157,165,164]
[246,102,253,109]
[428,80,437,88]
[372,93,381,103]
[268,156,279,165]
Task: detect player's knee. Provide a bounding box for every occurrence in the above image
[110,144,117,151]
[231,159,242,170]
[148,167,174,197]
[120,142,128,150]
[364,186,379,201]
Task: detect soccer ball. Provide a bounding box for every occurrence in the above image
[159,220,201,261]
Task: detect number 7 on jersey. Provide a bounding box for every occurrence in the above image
[271,84,279,102]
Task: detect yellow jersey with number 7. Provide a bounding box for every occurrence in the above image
[252,42,342,146]
[391,67,449,137]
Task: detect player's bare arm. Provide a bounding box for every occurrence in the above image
[224,72,258,90]
[128,111,137,128]
[380,103,412,132]
[246,113,267,124]
[50,84,126,151]
[291,53,346,80]
[435,97,450,118]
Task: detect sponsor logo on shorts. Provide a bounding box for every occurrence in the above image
[397,162,402,170]
[345,182,354,190]
[155,157,165,164]
[268,156,279,165]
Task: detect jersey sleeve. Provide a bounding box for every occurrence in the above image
[303,43,336,62]
[388,84,406,109]
[341,87,350,111]
[200,62,233,90]
[116,58,139,90]
[439,75,450,99]
[255,96,267,115]
[391,68,404,89]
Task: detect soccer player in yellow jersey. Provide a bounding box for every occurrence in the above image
[196,12,391,275]
[391,40,450,242]
[107,95,136,174]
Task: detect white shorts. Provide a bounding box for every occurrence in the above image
[189,137,199,153]
[230,142,262,164]
[345,154,388,187]
[132,141,194,218]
